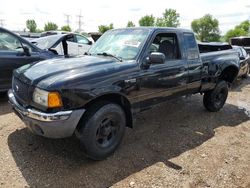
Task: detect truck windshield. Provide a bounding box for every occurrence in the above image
[89,29,150,61]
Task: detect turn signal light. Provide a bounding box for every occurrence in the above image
[48,92,63,108]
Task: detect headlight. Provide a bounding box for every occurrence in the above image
[33,88,62,108]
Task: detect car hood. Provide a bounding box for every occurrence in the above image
[31,34,67,50]
[15,55,137,89]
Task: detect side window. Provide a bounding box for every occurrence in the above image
[0,32,23,52]
[76,35,89,45]
[148,33,181,61]
[184,33,199,60]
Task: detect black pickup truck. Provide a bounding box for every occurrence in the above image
[8,27,239,160]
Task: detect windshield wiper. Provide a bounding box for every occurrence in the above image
[96,52,122,62]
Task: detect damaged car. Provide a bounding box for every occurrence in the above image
[0,27,93,92]
[0,27,56,92]
[31,33,93,57]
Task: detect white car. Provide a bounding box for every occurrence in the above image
[31,33,93,56]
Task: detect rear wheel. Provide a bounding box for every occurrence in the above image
[203,81,228,112]
[75,101,126,160]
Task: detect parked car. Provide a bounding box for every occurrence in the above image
[9,27,239,160]
[40,30,70,37]
[0,27,57,92]
[230,36,250,54]
[40,30,95,45]
[232,45,250,78]
[31,33,93,56]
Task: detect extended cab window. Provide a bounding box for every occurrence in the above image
[149,33,181,60]
[184,33,199,60]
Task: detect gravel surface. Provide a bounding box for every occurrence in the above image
[0,78,249,188]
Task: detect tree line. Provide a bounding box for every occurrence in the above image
[26,20,72,33]
[25,8,250,42]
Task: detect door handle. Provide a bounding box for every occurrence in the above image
[78,45,82,47]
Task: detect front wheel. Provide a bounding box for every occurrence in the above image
[203,81,228,112]
[75,101,126,160]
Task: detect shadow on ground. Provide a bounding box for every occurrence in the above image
[7,94,250,188]
[0,92,12,116]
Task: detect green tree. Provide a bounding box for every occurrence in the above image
[235,20,250,32]
[155,9,180,27]
[26,19,37,32]
[44,22,58,31]
[127,21,135,27]
[35,28,44,33]
[139,15,155,26]
[224,28,248,42]
[224,20,250,42]
[191,14,220,42]
[61,25,72,32]
[98,23,114,33]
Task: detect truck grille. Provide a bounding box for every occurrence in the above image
[12,77,30,105]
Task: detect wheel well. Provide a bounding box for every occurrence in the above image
[83,94,133,128]
[219,66,238,83]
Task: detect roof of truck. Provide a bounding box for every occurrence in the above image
[113,27,193,33]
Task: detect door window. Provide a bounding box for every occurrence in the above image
[148,33,181,61]
[0,32,23,52]
[76,35,89,45]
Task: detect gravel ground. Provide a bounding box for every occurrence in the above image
[0,78,249,188]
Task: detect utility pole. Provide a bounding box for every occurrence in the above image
[64,14,71,26]
[0,19,4,27]
[76,11,83,32]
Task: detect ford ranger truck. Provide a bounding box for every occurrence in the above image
[8,27,239,160]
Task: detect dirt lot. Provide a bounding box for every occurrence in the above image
[0,78,249,188]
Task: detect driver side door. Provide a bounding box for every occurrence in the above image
[76,34,92,55]
[130,31,188,111]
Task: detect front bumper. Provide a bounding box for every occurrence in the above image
[8,90,85,138]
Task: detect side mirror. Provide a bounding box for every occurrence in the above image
[239,56,245,60]
[148,52,165,64]
[88,41,93,45]
[23,46,31,56]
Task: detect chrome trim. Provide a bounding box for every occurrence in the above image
[8,90,72,122]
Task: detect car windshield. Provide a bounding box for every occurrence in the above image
[89,28,151,61]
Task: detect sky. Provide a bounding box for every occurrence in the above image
[0,0,250,34]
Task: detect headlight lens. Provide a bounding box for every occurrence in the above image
[33,88,62,108]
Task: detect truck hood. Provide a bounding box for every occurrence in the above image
[15,55,137,89]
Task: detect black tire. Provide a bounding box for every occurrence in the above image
[203,81,228,112]
[75,101,126,160]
